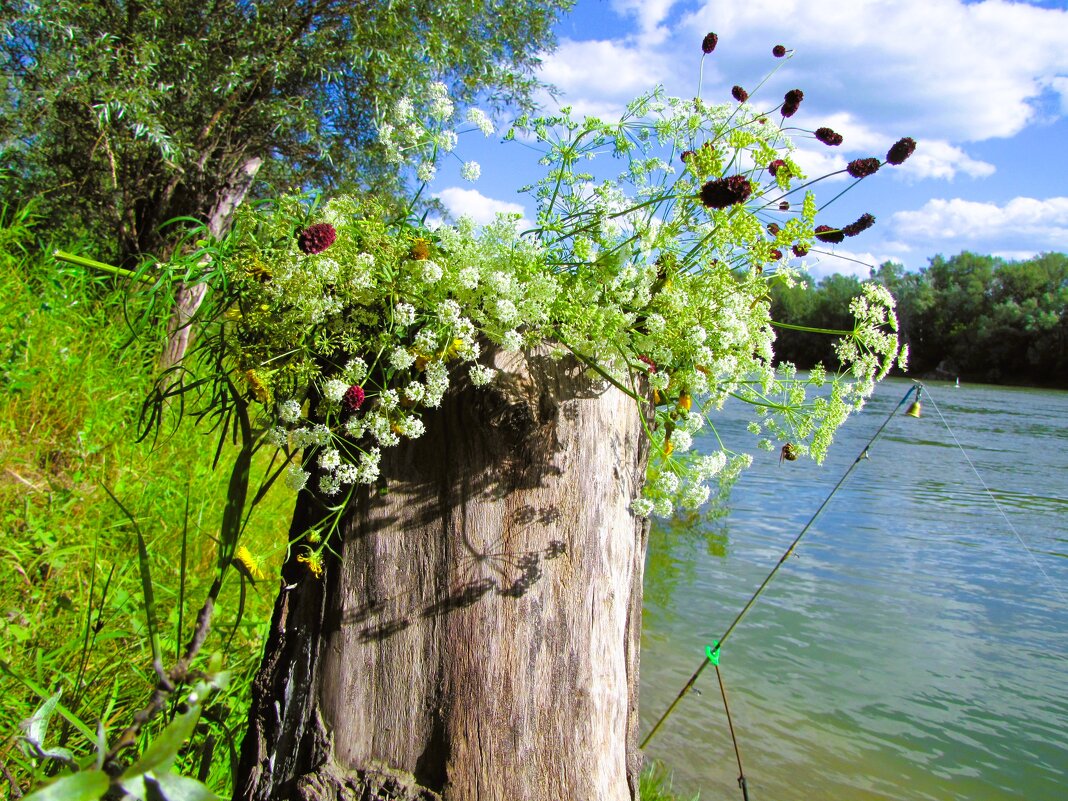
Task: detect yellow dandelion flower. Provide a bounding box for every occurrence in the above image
[297,547,324,578]
[232,545,261,582]
[244,369,271,404]
[410,238,430,261]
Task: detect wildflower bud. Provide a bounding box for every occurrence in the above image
[699,175,753,209]
[297,223,337,255]
[768,159,787,177]
[767,222,781,235]
[792,244,809,257]
[886,137,917,165]
[681,149,695,163]
[773,44,787,57]
[779,201,791,211]
[702,32,719,54]
[842,213,876,237]
[343,384,366,412]
[815,127,844,146]
[814,225,845,244]
[731,85,749,102]
[410,238,430,260]
[847,157,881,179]
[770,248,783,260]
[781,88,803,118]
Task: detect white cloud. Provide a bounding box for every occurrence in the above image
[538,38,670,100]
[891,196,1068,246]
[610,0,680,44]
[896,140,995,180]
[794,248,896,280]
[434,187,529,227]
[677,0,1068,143]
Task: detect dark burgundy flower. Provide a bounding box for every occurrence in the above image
[846,157,881,179]
[297,222,337,255]
[681,149,695,163]
[767,222,781,235]
[781,89,803,118]
[886,137,917,165]
[815,127,844,146]
[342,384,366,412]
[768,159,787,177]
[842,213,876,237]
[773,44,787,57]
[814,225,845,244]
[637,354,657,373]
[770,249,783,260]
[702,32,719,54]
[792,244,809,257]
[779,201,791,211]
[699,175,753,209]
[732,85,749,103]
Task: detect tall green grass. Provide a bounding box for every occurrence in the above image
[0,199,292,797]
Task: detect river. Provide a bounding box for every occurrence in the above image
[639,378,1068,800]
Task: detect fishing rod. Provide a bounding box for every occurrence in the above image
[640,383,922,751]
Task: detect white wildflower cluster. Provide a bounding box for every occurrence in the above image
[374,83,493,187]
[215,74,904,533]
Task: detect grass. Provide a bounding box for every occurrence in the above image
[0,199,699,800]
[0,202,292,797]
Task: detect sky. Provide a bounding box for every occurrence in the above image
[431,0,1068,279]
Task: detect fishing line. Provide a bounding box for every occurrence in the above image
[924,387,1067,605]
[640,384,921,750]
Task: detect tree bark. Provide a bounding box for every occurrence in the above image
[159,156,263,371]
[236,349,650,801]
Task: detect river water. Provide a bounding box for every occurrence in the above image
[639,378,1068,800]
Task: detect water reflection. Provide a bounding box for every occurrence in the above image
[640,378,1068,801]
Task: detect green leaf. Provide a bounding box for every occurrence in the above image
[21,689,62,747]
[120,705,201,782]
[22,770,109,801]
[146,772,222,801]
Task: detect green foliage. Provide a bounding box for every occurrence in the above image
[773,252,1068,386]
[0,0,574,261]
[140,76,904,559]
[0,208,289,798]
[639,759,699,801]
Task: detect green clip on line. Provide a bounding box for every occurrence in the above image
[706,642,720,666]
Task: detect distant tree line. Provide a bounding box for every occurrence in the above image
[771,252,1068,387]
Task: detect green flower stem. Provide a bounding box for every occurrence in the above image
[53,250,159,283]
[771,320,856,337]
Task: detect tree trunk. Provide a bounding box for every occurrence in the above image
[236,349,650,801]
[159,156,263,370]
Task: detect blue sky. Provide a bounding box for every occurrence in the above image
[431,0,1068,279]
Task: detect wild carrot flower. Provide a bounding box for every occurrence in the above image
[702,32,719,54]
[699,175,753,209]
[847,157,881,178]
[297,223,337,255]
[886,137,917,165]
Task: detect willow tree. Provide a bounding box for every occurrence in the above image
[1,0,573,365]
[27,38,915,801]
